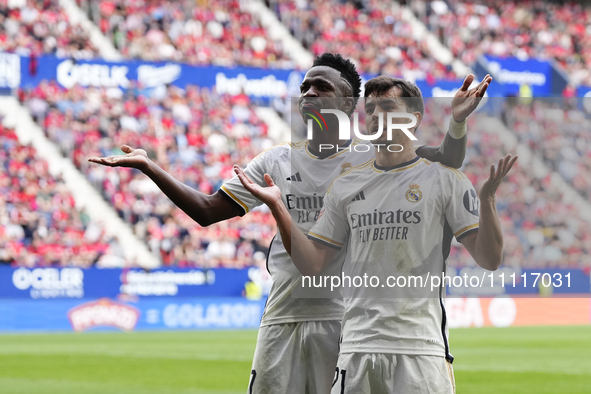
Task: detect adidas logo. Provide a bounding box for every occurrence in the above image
[286,172,302,182]
[351,191,365,201]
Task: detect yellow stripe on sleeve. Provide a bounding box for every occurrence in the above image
[220,185,250,214]
[454,223,479,238]
[308,231,344,247]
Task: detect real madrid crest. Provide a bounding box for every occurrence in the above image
[405,183,422,203]
[341,162,352,174]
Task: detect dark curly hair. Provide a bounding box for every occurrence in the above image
[312,53,362,108]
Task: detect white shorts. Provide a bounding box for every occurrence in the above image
[331,353,455,394]
[248,320,341,394]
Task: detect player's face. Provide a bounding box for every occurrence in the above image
[364,86,417,145]
[298,66,352,127]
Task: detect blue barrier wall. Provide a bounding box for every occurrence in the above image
[0,266,258,299]
[0,52,510,99]
[0,265,587,332]
[479,55,554,96]
[0,297,266,332]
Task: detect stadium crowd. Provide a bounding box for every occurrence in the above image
[4,0,591,271]
[503,98,591,203]
[411,0,591,86]
[417,99,591,270]
[21,81,277,268]
[18,80,591,270]
[76,0,295,68]
[268,0,455,79]
[0,124,125,268]
[0,0,97,58]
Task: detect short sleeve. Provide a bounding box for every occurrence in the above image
[445,171,480,241]
[219,151,269,215]
[307,187,349,250]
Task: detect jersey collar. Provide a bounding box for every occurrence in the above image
[373,155,420,172]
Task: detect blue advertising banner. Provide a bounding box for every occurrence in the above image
[11,53,479,99]
[0,52,580,98]
[0,297,266,332]
[447,267,590,297]
[0,265,587,301]
[0,52,521,101]
[480,55,553,96]
[0,266,261,299]
[16,54,304,100]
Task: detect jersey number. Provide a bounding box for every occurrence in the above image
[332,367,347,393]
[248,369,256,393]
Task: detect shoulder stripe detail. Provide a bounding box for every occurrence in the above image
[220,185,250,214]
[436,162,467,180]
[454,223,479,238]
[308,231,343,248]
[307,235,342,251]
[326,159,374,194]
[252,141,292,160]
[290,140,307,148]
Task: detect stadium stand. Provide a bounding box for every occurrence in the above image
[0,124,125,267]
[5,0,591,272]
[410,0,591,85]
[20,81,277,268]
[267,0,456,79]
[503,99,591,203]
[21,78,591,270]
[416,99,591,270]
[75,0,296,68]
[0,0,98,58]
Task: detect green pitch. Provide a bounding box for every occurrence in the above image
[1,326,590,394]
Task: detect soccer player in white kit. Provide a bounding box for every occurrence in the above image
[89,54,492,393]
[233,75,515,394]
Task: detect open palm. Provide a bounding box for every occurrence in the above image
[480,154,518,201]
[452,74,493,123]
[233,166,282,209]
[88,145,149,170]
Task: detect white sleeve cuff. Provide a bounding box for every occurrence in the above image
[449,116,467,139]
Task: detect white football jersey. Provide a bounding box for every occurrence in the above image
[309,156,480,360]
[221,139,375,326]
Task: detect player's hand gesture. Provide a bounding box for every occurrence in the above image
[88,145,149,171]
[479,154,518,202]
[452,74,492,123]
[234,166,282,209]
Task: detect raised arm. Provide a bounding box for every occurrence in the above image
[460,154,518,270]
[88,145,243,227]
[233,165,336,276]
[416,74,492,169]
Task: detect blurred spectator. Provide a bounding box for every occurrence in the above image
[269,0,455,79]
[0,0,97,58]
[412,0,591,85]
[415,98,591,270]
[77,0,295,68]
[0,124,123,267]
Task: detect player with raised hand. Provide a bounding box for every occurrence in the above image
[233,75,516,394]
[88,54,491,393]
